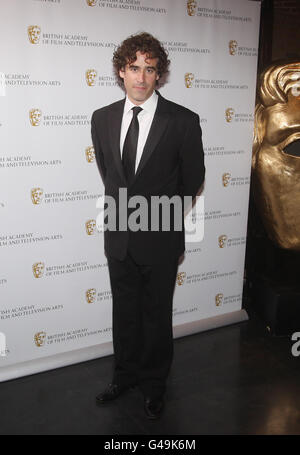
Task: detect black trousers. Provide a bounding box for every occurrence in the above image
[107,252,179,399]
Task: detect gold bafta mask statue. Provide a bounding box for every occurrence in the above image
[86,69,97,86]
[229,40,238,56]
[215,293,224,306]
[184,73,194,88]
[34,332,46,347]
[29,109,42,126]
[252,61,300,251]
[225,108,234,123]
[222,173,231,187]
[32,262,45,278]
[187,0,197,16]
[85,219,96,235]
[86,288,96,304]
[31,188,43,205]
[28,26,41,44]
[218,235,227,248]
[176,271,186,286]
[86,0,97,5]
[85,146,95,163]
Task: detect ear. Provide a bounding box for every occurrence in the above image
[119,68,125,80]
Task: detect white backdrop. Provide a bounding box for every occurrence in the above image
[0,0,260,381]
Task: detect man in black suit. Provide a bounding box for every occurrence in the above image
[91,32,205,419]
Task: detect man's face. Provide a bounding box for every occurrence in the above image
[119,51,159,105]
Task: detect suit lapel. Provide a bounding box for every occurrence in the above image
[107,93,170,185]
[135,93,170,180]
[108,98,126,184]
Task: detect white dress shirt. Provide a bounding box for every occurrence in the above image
[120,91,158,173]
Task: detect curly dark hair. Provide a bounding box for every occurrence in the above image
[113,32,170,85]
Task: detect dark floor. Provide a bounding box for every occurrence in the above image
[1,307,300,435]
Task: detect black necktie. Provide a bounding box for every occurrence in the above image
[122,106,142,185]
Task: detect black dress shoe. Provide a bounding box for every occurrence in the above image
[96,383,129,404]
[144,396,164,419]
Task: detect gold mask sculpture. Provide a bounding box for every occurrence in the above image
[252,61,300,251]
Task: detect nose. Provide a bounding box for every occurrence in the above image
[137,70,145,84]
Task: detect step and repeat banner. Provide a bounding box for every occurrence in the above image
[0,0,260,381]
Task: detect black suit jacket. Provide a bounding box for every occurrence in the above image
[91,91,205,264]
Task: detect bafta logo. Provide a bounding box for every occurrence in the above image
[187,0,197,16]
[31,188,44,205]
[225,108,234,123]
[86,288,96,304]
[222,173,231,187]
[28,25,41,44]
[29,108,42,126]
[229,40,238,56]
[184,73,194,88]
[176,271,186,286]
[218,235,227,248]
[85,146,95,163]
[34,332,46,347]
[86,69,97,86]
[32,262,45,279]
[86,0,97,5]
[215,293,224,306]
[85,219,97,235]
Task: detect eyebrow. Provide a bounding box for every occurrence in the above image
[128,64,157,70]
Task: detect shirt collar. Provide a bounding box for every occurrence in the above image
[124,90,158,116]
